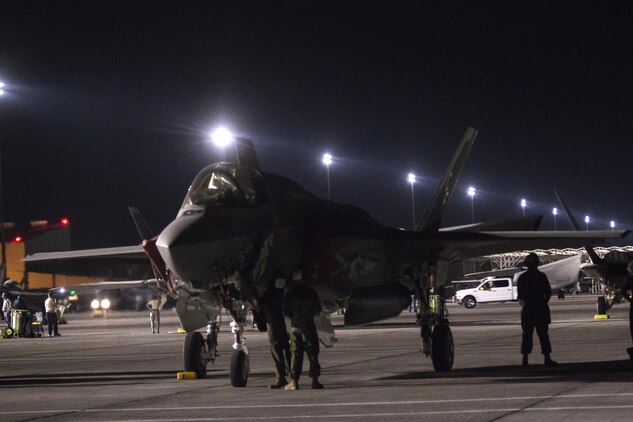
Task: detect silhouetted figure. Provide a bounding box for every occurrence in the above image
[619,261,633,360]
[283,279,323,390]
[261,277,291,389]
[517,253,556,367]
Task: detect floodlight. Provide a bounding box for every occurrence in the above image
[211,127,234,148]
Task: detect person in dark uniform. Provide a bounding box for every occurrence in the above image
[261,277,291,389]
[282,277,323,390]
[619,261,633,360]
[517,253,557,367]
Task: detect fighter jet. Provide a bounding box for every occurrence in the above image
[24,128,629,386]
[555,191,633,311]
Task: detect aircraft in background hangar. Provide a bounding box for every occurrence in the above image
[23,127,629,386]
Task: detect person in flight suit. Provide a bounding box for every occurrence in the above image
[619,261,633,360]
[283,276,324,390]
[261,277,292,389]
[517,253,557,367]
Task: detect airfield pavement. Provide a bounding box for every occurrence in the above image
[0,294,632,422]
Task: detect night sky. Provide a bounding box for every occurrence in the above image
[1,1,631,250]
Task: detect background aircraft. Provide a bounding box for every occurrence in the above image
[23,128,629,386]
[555,191,633,312]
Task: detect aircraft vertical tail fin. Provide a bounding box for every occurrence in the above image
[554,190,603,265]
[128,206,155,241]
[416,127,478,232]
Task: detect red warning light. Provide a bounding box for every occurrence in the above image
[60,218,69,226]
[13,236,23,243]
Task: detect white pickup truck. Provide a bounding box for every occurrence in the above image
[455,277,518,309]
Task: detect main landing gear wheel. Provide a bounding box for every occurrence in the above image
[229,348,249,387]
[463,296,476,309]
[432,324,454,372]
[184,331,207,379]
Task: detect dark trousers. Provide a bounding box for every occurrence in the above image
[629,304,633,344]
[289,325,321,381]
[521,319,552,355]
[47,311,59,336]
[267,316,290,380]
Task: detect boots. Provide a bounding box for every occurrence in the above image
[544,354,558,367]
[268,377,288,389]
[522,354,529,367]
[284,379,299,390]
[311,377,324,389]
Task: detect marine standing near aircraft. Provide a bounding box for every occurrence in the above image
[24,127,629,386]
[518,253,557,367]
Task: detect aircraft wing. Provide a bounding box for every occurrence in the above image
[23,245,145,262]
[513,254,583,290]
[49,279,160,295]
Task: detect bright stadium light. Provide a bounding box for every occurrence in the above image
[584,215,590,231]
[211,127,233,148]
[610,220,615,231]
[552,207,558,231]
[322,153,332,200]
[467,186,476,223]
[408,173,416,230]
[520,198,527,217]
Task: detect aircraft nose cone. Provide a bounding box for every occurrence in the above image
[156,211,206,281]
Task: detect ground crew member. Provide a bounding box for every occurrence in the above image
[283,276,323,390]
[619,261,633,360]
[45,292,61,337]
[146,295,161,333]
[261,277,291,389]
[2,292,12,328]
[517,253,556,367]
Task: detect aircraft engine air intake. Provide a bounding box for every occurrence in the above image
[344,283,411,326]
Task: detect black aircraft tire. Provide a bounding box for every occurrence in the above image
[184,332,207,379]
[432,324,454,372]
[463,296,476,309]
[230,348,249,387]
[4,327,14,338]
[597,296,607,314]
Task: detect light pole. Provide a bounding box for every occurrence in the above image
[552,207,558,231]
[322,153,332,200]
[467,186,476,223]
[520,198,526,217]
[0,81,6,277]
[408,173,416,230]
[584,215,590,231]
[610,220,615,232]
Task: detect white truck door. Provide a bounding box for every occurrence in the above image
[490,279,512,301]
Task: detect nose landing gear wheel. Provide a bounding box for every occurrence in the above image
[184,331,207,379]
[432,324,454,372]
[230,348,249,387]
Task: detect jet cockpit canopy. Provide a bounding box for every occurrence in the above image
[181,163,268,209]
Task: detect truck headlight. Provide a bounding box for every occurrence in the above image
[101,299,111,310]
[91,299,100,310]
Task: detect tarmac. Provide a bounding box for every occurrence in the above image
[1,294,632,421]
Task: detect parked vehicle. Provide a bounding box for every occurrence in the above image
[455,277,517,309]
